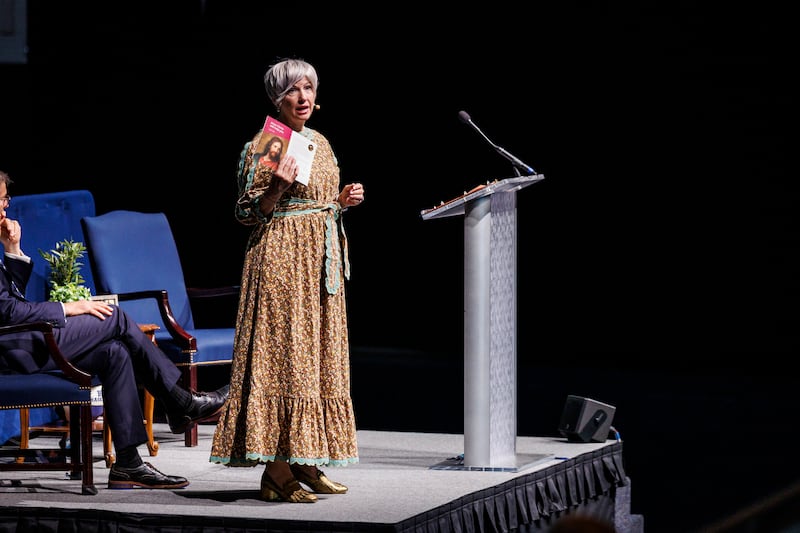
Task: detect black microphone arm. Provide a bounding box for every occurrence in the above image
[458,110,537,176]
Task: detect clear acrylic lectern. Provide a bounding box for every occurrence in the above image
[422,174,549,472]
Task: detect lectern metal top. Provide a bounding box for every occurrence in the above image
[420,174,544,221]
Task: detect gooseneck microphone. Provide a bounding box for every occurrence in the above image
[458,111,536,176]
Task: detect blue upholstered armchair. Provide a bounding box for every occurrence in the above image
[81,210,238,447]
[0,323,97,494]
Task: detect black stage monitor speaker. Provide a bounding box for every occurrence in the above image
[558,395,616,443]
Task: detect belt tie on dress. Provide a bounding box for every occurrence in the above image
[273,198,350,295]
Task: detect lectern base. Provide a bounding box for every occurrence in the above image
[429,453,554,472]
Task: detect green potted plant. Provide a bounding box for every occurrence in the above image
[38,238,93,302]
[39,238,102,435]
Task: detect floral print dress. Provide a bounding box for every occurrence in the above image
[209,125,359,468]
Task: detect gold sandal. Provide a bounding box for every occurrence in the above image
[290,464,348,494]
[260,468,317,503]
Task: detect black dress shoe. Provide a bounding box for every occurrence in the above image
[165,384,230,434]
[108,462,189,489]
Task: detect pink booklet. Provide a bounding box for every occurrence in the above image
[257,116,317,185]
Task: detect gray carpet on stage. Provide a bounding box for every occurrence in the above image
[1,423,621,527]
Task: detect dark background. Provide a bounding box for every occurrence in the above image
[1,2,796,531]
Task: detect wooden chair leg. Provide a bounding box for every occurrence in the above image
[143,390,158,456]
[72,404,97,495]
[16,408,30,463]
[14,406,70,461]
[102,419,115,467]
[138,323,159,454]
[181,365,199,447]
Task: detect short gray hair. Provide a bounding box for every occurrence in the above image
[264,58,319,110]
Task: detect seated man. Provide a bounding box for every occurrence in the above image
[0,170,229,489]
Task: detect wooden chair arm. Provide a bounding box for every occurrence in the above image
[186,285,240,299]
[113,290,196,352]
[0,321,93,387]
[186,286,240,330]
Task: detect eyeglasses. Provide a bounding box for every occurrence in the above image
[0,196,10,208]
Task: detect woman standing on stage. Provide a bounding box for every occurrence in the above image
[209,58,365,503]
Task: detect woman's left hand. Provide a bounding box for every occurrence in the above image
[340,183,365,208]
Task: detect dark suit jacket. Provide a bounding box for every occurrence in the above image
[0,254,65,326]
[0,254,69,373]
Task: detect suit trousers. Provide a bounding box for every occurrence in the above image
[43,307,180,450]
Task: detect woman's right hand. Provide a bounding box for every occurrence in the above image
[273,155,299,192]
